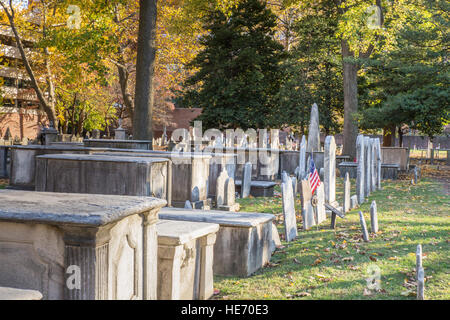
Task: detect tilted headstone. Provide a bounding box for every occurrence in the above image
[300,179,315,230]
[281,181,297,242]
[324,136,337,206]
[356,135,365,204]
[307,103,320,153]
[359,211,370,242]
[343,172,351,213]
[241,162,252,198]
[298,135,307,179]
[370,200,378,233]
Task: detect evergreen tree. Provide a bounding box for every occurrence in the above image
[278,0,343,135]
[180,0,285,130]
[358,0,449,141]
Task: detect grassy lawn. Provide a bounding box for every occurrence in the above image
[212,174,449,300]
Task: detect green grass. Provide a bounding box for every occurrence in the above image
[212,177,449,300]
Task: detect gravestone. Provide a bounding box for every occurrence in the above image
[281,181,297,242]
[184,200,193,209]
[218,177,239,212]
[375,138,382,190]
[343,172,351,213]
[370,200,378,233]
[92,129,100,139]
[417,267,425,300]
[370,139,377,192]
[298,136,307,179]
[307,103,320,153]
[300,179,315,230]
[414,166,418,185]
[316,183,326,225]
[270,129,279,150]
[291,176,298,196]
[216,170,229,207]
[359,211,370,242]
[319,168,324,181]
[241,162,252,198]
[364,136,371,198]
[416,244,422,280]
[324,136,337,206]
[350,195,358,209]
[281,171,289,184]
[356,135,365,204]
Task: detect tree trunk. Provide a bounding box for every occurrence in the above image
[398,126,403,147]
[133,0,157,145]
[341,41,359,159]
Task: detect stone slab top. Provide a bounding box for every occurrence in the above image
[0,190,167,227]
[0,287,43,300]
[235,180,277,188]
[84,139,152,144]
[338,162,358,166]
[35,153,170,164]
[95,150,212,160]
[8,145,112,151]
[156,219,219,246]
[159,207,274,228]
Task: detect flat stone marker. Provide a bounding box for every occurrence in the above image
[356,135,365,204]
[156,219,219,300]
[370,200,379,233]
[158,208,275,277]
[359,211,370,242]
[0,189,166,300]
[242,162,252,198]
[281,181,297,242]
[0,287,43,300]
[343,172,351,213]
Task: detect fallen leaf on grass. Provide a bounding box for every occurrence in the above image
[293,258,301,265]
[312,258,323,266]
[369,256,378,262]
[342,256,354,262]
[213,289,220,295]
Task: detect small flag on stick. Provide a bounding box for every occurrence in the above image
[308,158,321,194]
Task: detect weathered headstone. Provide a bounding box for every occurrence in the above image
[184,200,193,209]
[350,195,358,209]
[343,172,351,213]
[281,181,297,242]
[414,166,418,185]
[316,183,326,225]
[370,139,377,192]
[298,135,307,179]
[324,136,337,206]
[291,176,298,196]
[359,211,370,242]
[281,171,289,184]
[416,244,422,280]
[319,167,324,181]
[356,135,365,204]
[216,170,229,207]
[375,138,382,190]
[364,136,371,198]
[307,103,320,153]
[270,129,279,150]
[218,177,240,211]
[370,200,378,233]
[300,179,315,230]
[417,267,425,300]
[241,162,252,198]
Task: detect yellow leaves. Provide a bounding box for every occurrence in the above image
[312,258,323,266]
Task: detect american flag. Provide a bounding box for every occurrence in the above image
[308,158,321,194]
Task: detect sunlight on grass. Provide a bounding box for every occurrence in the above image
[213,178,449,300]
